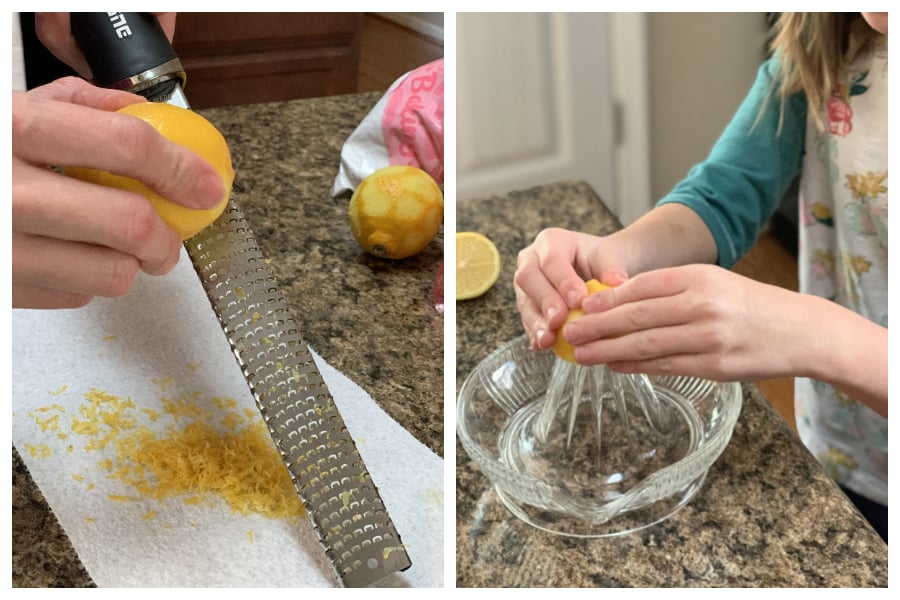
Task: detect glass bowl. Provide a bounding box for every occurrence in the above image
[457,335,742,537]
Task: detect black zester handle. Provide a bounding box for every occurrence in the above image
[70,12,186,100]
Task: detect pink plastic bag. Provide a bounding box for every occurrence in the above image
[332,59,444,196]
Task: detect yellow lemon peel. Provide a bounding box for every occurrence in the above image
[551,279,611,363]
[348,165,443,259]
[66,102,234,240]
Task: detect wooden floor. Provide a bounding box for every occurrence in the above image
[731,231,799,431]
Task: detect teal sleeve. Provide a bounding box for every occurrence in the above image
[656,57,807,269]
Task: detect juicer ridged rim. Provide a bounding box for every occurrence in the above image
[457,335,742,525]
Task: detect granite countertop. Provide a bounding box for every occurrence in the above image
[13,91,443,587]
[455,182,887,587]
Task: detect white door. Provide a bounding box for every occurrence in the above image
[456,13,651,225]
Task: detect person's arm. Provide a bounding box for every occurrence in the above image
[603,203,718,274]
[570,263,887,417]
[642,56,808,271]
[802,296,887,417]
[516,57,807,350]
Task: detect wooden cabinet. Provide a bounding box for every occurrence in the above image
[172,12,363,108]
[19,12,443,107]
[357,13,444,93]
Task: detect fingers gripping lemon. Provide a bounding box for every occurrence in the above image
[348,165,444,259]
[552,279,612,363]
[66,102,234,241]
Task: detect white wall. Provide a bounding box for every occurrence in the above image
[456,12,770,224]
[455,13,621,216]
[647,13,768,200]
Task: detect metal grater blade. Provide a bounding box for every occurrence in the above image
[183,197,412,587]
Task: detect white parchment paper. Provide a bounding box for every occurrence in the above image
[11,249,443,587]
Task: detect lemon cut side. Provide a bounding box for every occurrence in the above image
[456,232,501,300]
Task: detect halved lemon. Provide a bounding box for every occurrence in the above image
[456,232,501,300]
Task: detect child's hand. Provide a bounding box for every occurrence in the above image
[567,264,814,381]
[514,227,630,351]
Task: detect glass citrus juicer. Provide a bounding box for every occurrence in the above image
[457,283,742,538]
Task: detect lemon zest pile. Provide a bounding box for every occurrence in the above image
[121,420,302,518]
[26,382,304,521]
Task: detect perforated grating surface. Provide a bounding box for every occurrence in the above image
[184,199,411,587]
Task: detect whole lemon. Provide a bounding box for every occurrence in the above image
[66,102,234,240]
[348,165,443,259]
[552,279,612,363]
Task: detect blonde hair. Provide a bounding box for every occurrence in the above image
[768,12,881,132]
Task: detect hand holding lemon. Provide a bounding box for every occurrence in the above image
[12,78,230,309]
[66,101,233,240]
[552,279,613,363]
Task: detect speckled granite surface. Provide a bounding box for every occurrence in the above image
[456,182,887,587]
[12,92,443,587]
